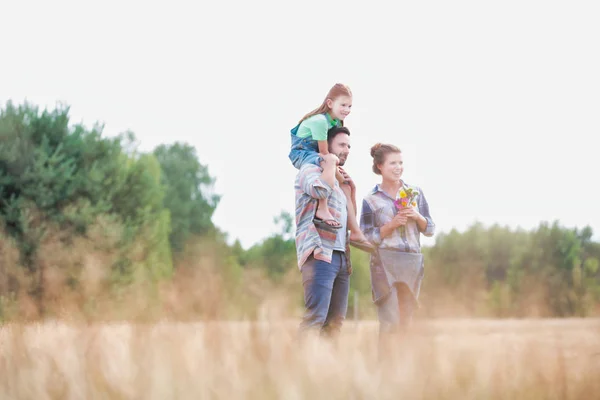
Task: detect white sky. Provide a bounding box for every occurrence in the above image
[2,0,599,249]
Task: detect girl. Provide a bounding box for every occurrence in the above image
[289,83,372,252]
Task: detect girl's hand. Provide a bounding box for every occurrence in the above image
[320,153,339,166]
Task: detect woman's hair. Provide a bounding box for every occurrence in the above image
[370,143,402,175]
[299,83,352,124]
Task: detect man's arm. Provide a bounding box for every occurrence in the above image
[338,167,357,215]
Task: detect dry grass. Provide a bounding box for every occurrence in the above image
[1,317,599,399]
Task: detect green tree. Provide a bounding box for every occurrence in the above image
[0,101,173,317]
[153,143,220,253]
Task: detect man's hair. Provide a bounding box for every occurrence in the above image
[327,126,350,143]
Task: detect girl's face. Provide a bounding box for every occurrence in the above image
[327,95,352,121]
[378,152,404,181]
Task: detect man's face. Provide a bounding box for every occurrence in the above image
[329,133,351,166]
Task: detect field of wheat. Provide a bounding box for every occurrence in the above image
[1,317,599,399]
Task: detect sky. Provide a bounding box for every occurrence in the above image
[2,0,598,249]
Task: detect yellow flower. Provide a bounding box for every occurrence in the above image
[411,201,417,207]
[399,189,407,198]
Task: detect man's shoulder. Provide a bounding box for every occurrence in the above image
[297,163,322,176]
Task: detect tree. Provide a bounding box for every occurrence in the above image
[153,143,220,253]
[0,101,173,317]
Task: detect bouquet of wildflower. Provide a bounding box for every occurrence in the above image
[394,187,419,210]
[393,186,419,234]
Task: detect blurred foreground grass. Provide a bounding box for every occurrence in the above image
[1,318,599,399]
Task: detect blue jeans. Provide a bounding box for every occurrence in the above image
[299,251,350,338]
[288,127,321,170]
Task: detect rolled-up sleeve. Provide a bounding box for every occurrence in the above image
[417,187,435,237]
[360,199,383,245]
[297,165,332,199]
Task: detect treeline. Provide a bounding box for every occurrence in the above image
[0,101,224,320]
[1,102,598,321]
[421,222,600,317]
[238,220,600,319]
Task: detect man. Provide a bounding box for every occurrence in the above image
[294,126,357,338]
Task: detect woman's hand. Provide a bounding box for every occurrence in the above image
[400,206,428,232]
[399,207,421,220]
[389,213,408,229]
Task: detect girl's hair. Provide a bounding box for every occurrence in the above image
[370,143,402,175]
[299,83,352,124]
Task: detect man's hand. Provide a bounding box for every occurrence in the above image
[337,166,355,191]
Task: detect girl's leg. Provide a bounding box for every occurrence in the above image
[314,155,340,228]
[315,198,340,228]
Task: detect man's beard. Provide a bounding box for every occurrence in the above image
[336,153,348,166]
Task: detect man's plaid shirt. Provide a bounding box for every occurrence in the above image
[293,164,352,273]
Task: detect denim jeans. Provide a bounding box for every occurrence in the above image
[299,251,350,338]
[288,130,321,170]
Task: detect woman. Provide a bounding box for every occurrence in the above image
[360,143,435,342]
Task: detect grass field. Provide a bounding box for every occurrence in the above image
[1,318,599,399]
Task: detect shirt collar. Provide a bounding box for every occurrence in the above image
[371,181,407,200]
[324,113,339,128]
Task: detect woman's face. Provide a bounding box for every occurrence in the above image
[378,152,404,181]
